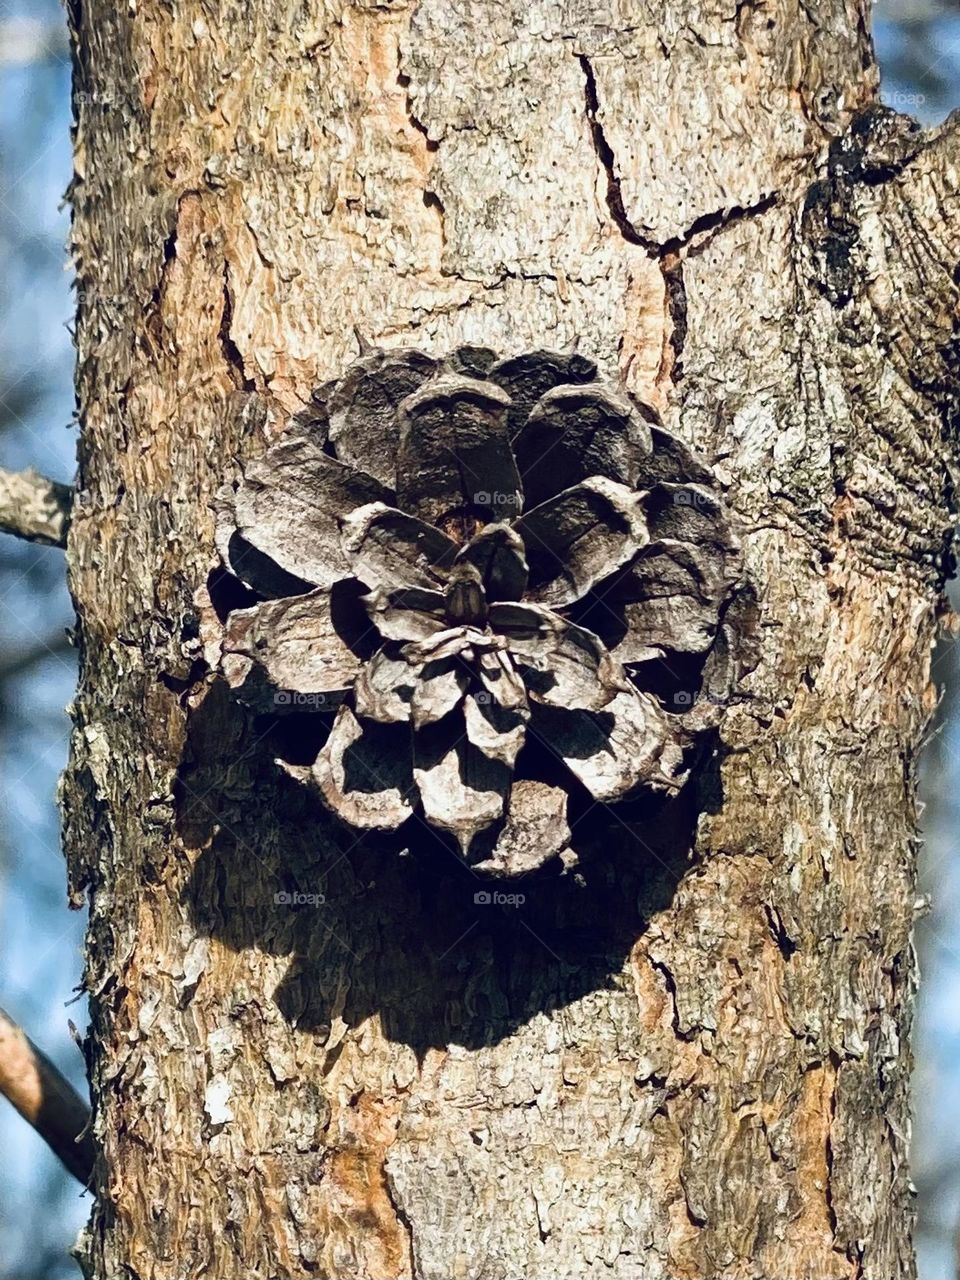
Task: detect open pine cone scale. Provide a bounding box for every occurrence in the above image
[207,347,747,878]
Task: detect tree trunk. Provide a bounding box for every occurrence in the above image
[64,0,960,1277]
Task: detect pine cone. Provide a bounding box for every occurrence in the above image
[208,347,748,877]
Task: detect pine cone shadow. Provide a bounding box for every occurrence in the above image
[179,679,722,1052]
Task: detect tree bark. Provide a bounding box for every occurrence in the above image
[64,1,960,1278]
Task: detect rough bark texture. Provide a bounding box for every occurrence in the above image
[64,1,960,1278]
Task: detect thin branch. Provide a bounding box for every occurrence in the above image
[0,468,72,548]
[0,1008,93,1186]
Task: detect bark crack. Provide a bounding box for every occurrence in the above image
[578,52,778,260]
[578,54,655,253]
[674,191,779,258]
[660,251,687,384]
[579,50,775,385]
[384,1162,417,1280]
[397,69,438,154]
[219,261,254,392]
[397,42,447,275]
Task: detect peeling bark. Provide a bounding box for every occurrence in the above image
[64,1,959,1278]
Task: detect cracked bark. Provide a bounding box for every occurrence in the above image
[65,1,959,1278]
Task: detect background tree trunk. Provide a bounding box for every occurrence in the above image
[64,0,960,1277]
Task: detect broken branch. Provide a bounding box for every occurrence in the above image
[0,1007,93,1185]
[0,466,72,547]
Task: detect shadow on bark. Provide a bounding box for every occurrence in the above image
[179,679,720,1051]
